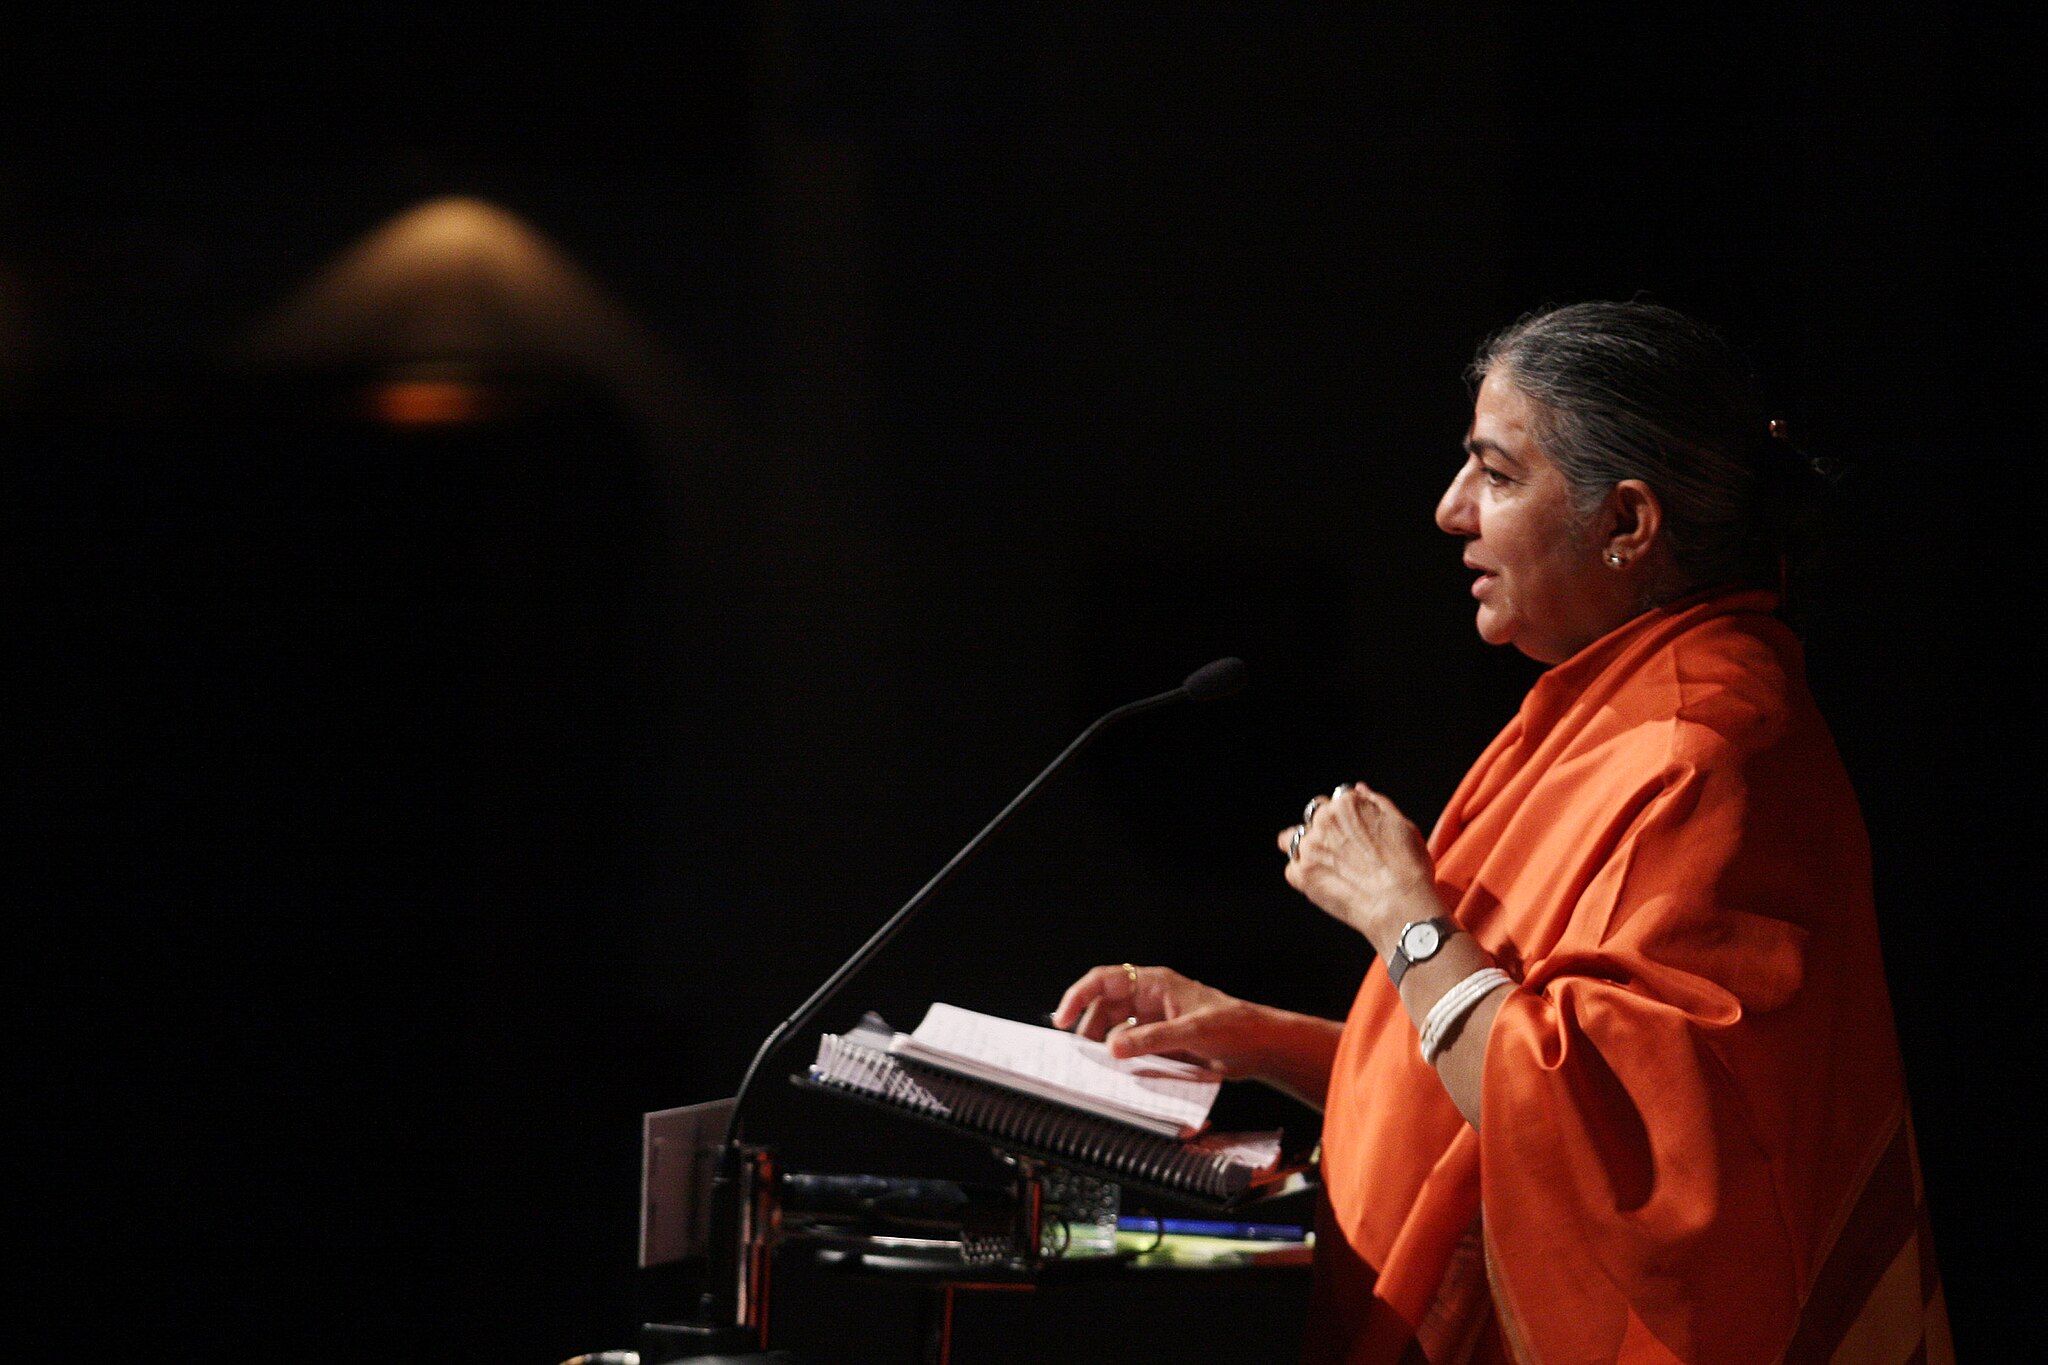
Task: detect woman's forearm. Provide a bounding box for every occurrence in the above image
[1388,931,1509,1128]
[1243,1004,1346,1111]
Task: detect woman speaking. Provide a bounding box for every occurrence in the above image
[1055,302,1950,1364]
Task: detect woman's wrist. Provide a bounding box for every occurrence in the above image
[1360,880,1447,958]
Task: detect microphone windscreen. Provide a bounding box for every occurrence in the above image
[1182,656,1249,703]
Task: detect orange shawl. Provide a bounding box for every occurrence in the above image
[1307,590,1950,1364]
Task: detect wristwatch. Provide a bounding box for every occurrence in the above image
[1386,916,1458,989]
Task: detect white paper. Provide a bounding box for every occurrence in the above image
[890,1002,1220,1138]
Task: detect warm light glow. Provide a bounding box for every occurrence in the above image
[368,377,493,427]
[247,193,707,440]
[249,195,661,379]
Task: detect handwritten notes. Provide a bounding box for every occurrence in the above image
[890,1002,1220,1138]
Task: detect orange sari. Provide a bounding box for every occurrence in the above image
[1307,590,1950,1364]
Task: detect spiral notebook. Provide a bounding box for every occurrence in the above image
[797,1009,1291,1206]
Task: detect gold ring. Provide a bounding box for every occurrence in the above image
[1121,962,1139,995]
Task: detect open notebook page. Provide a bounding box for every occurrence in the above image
[890,1002,1220,1138]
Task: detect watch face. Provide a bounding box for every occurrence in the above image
[1403,921,1443,959]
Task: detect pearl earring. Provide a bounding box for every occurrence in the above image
[1606,551,1625,568]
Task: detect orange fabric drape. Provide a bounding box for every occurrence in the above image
[1308,589,1949,1364]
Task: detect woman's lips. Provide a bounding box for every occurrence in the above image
[1469,568,1498,598]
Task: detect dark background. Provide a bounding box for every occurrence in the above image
[11,3,2023,1360]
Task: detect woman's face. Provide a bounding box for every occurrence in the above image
[1436,371,1617,665]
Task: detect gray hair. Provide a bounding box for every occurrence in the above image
[1469,301,1820,596]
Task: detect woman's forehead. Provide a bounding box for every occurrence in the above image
[1471,371,1549,468]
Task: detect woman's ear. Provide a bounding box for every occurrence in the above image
[1604,479,1662,564]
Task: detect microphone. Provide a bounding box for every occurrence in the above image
[718,657,1249,1152]
[1181,655,1249,704]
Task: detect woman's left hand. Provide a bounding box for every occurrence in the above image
[1279,782,1445,952]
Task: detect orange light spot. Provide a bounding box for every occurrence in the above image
[369,378,491,427]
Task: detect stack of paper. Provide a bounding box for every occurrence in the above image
[888,1002,1220,1138]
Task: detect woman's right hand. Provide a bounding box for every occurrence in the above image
[1051,964,1277,1079]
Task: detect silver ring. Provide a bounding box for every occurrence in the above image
[1333,783,1350,799]
[1302,795,1324,826]
[1289,825,1305,860]
[1123,1016,1139,1030]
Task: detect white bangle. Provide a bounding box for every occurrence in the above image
[1418,967,1513,1066]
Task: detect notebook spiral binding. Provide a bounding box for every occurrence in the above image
[804,1030,1261,1204]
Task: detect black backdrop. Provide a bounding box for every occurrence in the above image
[12,3,2024,1360]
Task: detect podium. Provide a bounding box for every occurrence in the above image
[634,1090,1313,1364]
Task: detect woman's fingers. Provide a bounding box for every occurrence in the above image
[1108,1013,1202,1061]
[1076,996,1138,1041]
[1294,780,1414,860]
[1055,962,1159,1037]
[1107,1003,1258,1078]
[1280,780,1373,858]
[1277,780,1438,936]
[1053,974,1260,1078]
[1055,963,1238,1043]
[1053,963,1127,1029]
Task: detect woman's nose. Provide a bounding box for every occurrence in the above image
[1436,463,1477,536]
